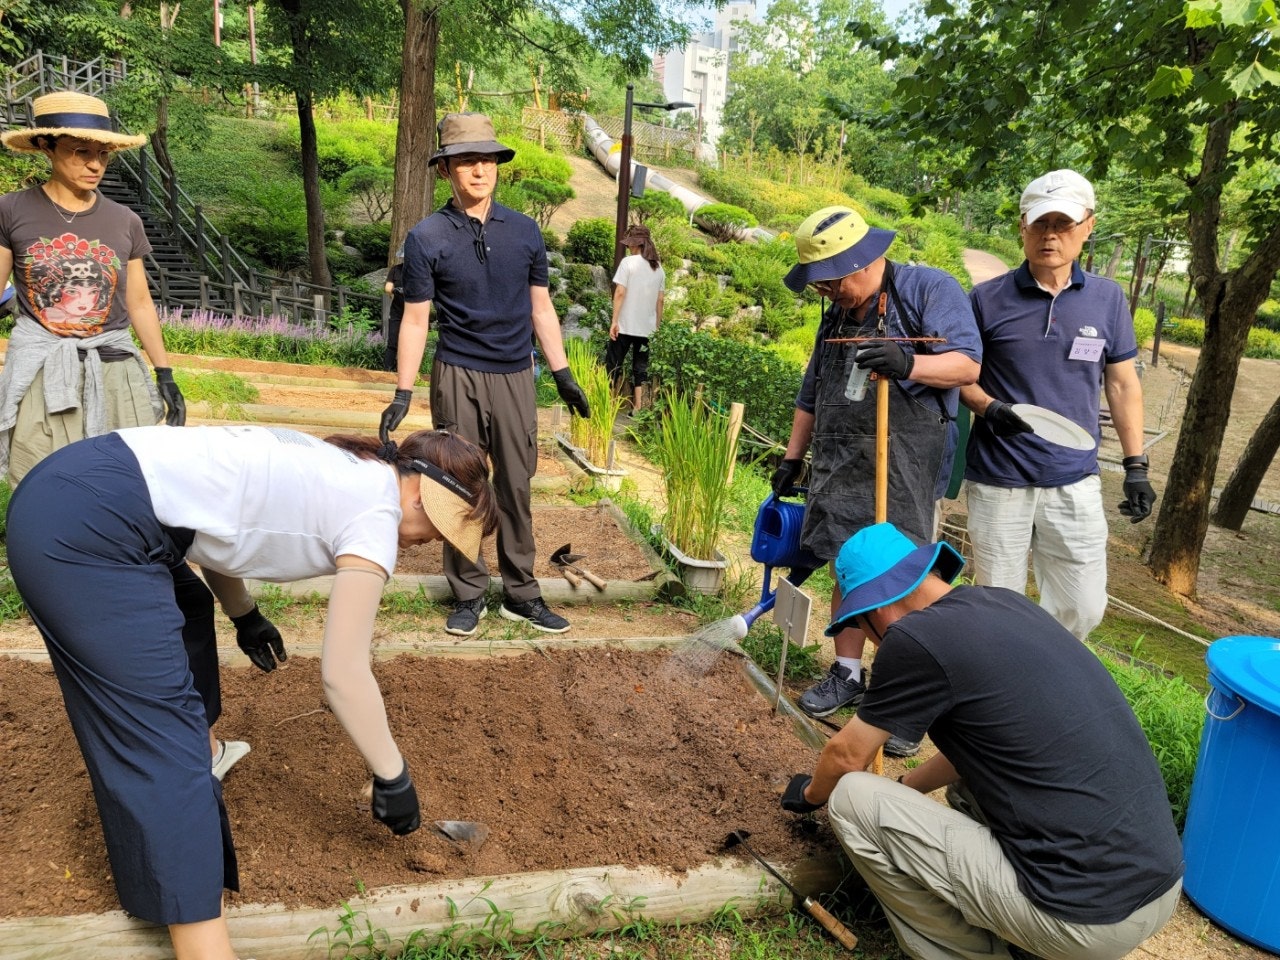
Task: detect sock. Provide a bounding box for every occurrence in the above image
[211,740,224,766]
[835,657,863,682]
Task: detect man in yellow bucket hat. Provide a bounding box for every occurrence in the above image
[772,206,982,748]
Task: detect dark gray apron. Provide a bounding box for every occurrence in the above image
[802,265,949,559]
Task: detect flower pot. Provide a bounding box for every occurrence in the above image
[652,524,728,595]
[555,433,627,492]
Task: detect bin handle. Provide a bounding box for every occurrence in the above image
[1205,690,1245,722]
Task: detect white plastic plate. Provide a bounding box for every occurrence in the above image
[1010,403,1096,450]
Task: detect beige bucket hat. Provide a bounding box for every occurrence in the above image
[429,112,515,165]
[1,91,147,154]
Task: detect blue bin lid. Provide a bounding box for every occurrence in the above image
[1207,636,1280,716]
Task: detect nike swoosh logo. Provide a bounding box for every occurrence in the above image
[1045,185,1064,193]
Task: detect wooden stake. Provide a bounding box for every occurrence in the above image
[725,402,744,485]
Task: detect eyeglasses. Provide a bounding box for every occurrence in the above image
[60,143,114,166]
[1024,218,1083,236]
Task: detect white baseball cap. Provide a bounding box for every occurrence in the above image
[1021,170,1096,225]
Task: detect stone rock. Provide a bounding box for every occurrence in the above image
[562,303,592,340]
[341,244,362,258]
[588,265,611,293]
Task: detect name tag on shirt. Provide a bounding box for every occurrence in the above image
[1069,336,1105,362]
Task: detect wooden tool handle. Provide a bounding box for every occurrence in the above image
[579,568,607,591]
[559,567,582,587]
[803,897,858,950]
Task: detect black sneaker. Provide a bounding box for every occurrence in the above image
[798,663,866,718]
[884,734,921,757]
[499,595,570,633]
[445,597,487,636]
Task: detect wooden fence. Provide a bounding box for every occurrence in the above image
[522,107,698,165]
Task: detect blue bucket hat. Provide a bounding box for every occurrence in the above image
[825,523,965,636]
[783,206,896,294]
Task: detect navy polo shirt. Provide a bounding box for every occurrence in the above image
[965,261,1137,488]
[796,262,982,416]
[401,200,549,373]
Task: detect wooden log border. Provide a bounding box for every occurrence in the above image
[0,855,848,960]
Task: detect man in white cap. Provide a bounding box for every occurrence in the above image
[780,522,1183,960]
[379,112,588,636]
[960,170,1153,641]
[773,206,982,745]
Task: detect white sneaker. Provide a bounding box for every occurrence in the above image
[212,739,251,781]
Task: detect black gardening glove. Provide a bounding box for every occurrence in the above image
[154,367,186,427]
[985,399,1035,438]
[231,605,287,672]
[855,339,914,380]
[1119,454,1157,523]
[770,458,804,496]
[372,762,422,836]
[379,389,413,444]
[781,773,824,814]
[551,366,590,418]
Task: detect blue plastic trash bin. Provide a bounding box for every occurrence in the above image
[1181,635,1280,953]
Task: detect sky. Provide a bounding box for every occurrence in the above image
[688,0,915,27]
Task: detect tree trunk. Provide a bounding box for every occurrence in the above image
[295,89,332,290]
[150,93,174,180]
[1147,107,1280,594]
[389,0,440,266]
[1210,393,1280,530]
[1105,241,1124,280]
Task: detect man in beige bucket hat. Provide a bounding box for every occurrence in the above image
[379,112,588,636]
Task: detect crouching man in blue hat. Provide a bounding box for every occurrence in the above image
[780,522,1183,960]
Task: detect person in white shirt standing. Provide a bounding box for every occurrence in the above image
[606,224,665,410]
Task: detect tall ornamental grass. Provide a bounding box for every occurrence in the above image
[564,339,625,467]
[654,389,736,561]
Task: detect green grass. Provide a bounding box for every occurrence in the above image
[169,115,296,223]
[172,370,260,420]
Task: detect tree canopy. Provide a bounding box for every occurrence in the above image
[845,0,1280,594]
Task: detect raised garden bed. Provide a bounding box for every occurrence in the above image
[0,647,841,959]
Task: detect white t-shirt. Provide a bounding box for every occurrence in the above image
[118,425,401,580]
[612,254,665,337]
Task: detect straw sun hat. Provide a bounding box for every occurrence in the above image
[1,91,147,154]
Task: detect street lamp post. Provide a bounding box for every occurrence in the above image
[614,83,694,268]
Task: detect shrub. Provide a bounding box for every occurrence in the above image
[338,165,395,223]
[344,222,396,262]
[502,136,573,185]
[718,238,798,312]
[520,178,575,228]
[0,151,45,194]
[542,227,563,252]
[694,203,758,242]
[276,118,396,181]
[563,262,598,300]
[631,191,687,224]
[649,320,804,444]
[566,218,616,269]
[325,245,367,282]
[226,181,309,272]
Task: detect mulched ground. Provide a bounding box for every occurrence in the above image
[0,648,829,919]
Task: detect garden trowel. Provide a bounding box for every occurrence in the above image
[432,819,490,851]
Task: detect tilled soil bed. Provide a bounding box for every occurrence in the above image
[0,647,827,920]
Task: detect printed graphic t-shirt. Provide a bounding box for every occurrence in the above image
[0,186,151,350]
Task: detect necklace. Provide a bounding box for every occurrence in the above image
[42,186,93,226]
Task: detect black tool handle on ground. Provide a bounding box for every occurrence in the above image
[802,897,859,951]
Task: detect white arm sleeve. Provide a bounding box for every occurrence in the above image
[321,565,403,780]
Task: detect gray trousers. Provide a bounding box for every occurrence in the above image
[827,773,1181,960]
[431,358,540,602]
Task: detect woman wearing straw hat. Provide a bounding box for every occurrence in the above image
[0,90,186,485]
[606,223,665,411]
[6,425,499,959]
[0,91,257,784]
